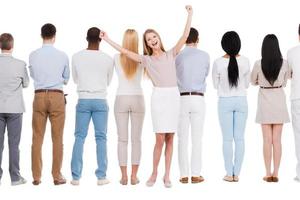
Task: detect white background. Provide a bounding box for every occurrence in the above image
[0,0,300,199]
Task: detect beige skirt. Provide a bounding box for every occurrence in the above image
[256,88,290,124]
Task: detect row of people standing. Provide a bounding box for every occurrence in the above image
[0,5,299,187]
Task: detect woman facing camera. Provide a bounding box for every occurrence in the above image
[212,31,250,182]
[100,5,193,188]
[251,34,290,183]
[114,29,145,185]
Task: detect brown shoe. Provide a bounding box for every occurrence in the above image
[32,180,41,185]
[191,176,204,183]
[263,176,273,182]
[272,177,279,182]
[179,177,188,184]
[54,178,66,185]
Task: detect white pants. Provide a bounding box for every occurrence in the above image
[292,99,300,179]
[178,95,205,177]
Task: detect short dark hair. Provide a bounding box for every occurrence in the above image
[298,24,300,35]
[41,23,56,39]
[86,27,101,43]
[0,33,14,50]
[186,27,199,44]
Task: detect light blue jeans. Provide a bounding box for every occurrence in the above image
[218,96,248,176]
[71,99,109,180]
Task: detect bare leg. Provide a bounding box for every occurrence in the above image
[164,133,174,183]
[262,124,273,177]
[120,166,128,185]
[131,164,139,184]
[147,133,165,184]
[272,124,283,177]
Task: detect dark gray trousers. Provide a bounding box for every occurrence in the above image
[0,113,22,182]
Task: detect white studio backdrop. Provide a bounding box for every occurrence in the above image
[0,0,299,199]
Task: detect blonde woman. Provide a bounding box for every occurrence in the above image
[100,5,193,188]
[114,29,145,185]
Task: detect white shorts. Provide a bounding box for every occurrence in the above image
[151,87,180,133]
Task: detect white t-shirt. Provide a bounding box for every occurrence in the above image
[114,54,143,95]
[212,55,250,97]
[72,49,113,99]
[287,45,300,100]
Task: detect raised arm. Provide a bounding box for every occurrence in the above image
[172,5,193,56]
[100,31,141,63]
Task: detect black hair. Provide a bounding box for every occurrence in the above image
[86,27,101,43]
[0,33,14,50]
[261,34,283,86]
[41,23,56,39]
[221,31,241,88]
[298,24,300,35]
[186,27,199,44]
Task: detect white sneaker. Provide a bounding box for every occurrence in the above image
[97,178,110,186]
[70,179,80,186]
[294,177,300,182]
[11,177,27,186]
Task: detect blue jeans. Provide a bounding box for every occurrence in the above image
[71,99,109,180]
[218,97,248,176]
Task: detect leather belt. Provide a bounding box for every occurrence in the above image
[35,89,63,94]
[260,86,282,89]
[180,92,204,96]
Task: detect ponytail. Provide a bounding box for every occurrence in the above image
[221,31,241,88]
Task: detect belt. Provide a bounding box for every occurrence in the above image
[180,92,204,96]
[260,86,282,89]
[35,89,64,94]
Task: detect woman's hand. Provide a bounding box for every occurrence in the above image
[99,31,108,41]
[185,5,193,15]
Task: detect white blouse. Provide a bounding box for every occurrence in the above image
[212,55,250,97]
[114,54,143,95]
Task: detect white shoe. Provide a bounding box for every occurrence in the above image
[294,177,300,182]
[11,177,27,186]
[70,179,80,186]
[163,180,172,188]
[97,178,110,185]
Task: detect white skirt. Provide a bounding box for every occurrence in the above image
[151,87,180,133]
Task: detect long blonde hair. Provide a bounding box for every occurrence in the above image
[143,29,166,56]
[120,29,139,79]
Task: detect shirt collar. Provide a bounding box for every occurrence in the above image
[0,53,12,57]
[42,44,54,47]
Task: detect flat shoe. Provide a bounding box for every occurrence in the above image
[179,177,188,184]
[131,178,140,185]
[272,177,279,182]
[223,175,233,182]
[163,180,172,188]
[32,180,41,185]
[146,179,156,187]
[263,176,273,182]
[119,179,128,185]
[191,176,204,183]
[233,176,239,182]
[54,178,66,185]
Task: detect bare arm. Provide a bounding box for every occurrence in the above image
[172,5,193,56]
[100,31,142,63]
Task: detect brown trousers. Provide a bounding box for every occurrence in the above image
[31,92,65,181]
